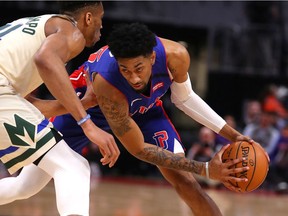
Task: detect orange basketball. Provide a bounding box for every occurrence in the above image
[221,141,269,193]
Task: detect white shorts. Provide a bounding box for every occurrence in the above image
[0,74,59,174]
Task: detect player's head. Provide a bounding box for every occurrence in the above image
[107,23,157,93]
[59,1,104,47]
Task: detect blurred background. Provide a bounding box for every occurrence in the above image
[1,1,288,194]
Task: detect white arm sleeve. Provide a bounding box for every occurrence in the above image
[170,74,226,133]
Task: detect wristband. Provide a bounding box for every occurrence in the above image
[77,114,91,125]
[205,162,209,179]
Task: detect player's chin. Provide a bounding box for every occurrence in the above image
[94,34,101,43]
[131,84,145,92]
[134,87,146,93]
[86,42,94,48]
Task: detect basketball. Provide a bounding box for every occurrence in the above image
[221,141,269,193]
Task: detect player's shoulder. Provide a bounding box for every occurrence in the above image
[87,45,116,65]
[85,46,119,81]
[159,37,188,57]
[45,14,79,36]
[44,15,85,52]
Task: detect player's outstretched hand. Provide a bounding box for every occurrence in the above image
[208,144,249,192]
[81,119,120,167]
[234,134,254,143]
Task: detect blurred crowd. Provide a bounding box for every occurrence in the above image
[187,83,288,193]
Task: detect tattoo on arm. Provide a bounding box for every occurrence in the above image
[137,146,203,174]
[97,95,131,137]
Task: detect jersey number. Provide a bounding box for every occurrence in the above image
[0,17,40,39]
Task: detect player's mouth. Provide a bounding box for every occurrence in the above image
[132,83,143,90]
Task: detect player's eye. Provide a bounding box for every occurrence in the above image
[121,68,128,73]
[136,67,143,73]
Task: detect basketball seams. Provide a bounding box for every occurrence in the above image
[245,143,256,192]
[222,141,269,193]
[234,141,242,188]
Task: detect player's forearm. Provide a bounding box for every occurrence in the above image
[218,124,242,142]
[26,95,68,118]
[27,95,93,118]
[108,115,206,175]
[96,92,207,174]
[170,76,226,133]
[135,144,206,176]
[34,49,87,121]
[41,72,86,120]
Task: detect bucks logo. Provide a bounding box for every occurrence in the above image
[4,114,36,148]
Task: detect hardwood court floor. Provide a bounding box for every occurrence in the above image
[0,176,288,216]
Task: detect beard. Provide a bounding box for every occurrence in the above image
[135,84,147,94]
[135,78,151,95]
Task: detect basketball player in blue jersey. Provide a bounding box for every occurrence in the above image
[90,23,255,216]
[0,23,260,215]
[0,2,120,216]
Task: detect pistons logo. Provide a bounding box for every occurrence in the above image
[153,131,168,149]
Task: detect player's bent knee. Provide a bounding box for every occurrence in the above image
[39,140,90,176]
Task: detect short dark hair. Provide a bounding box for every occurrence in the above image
[58,1,101,14]
[107,23,157,59]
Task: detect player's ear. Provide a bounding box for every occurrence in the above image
[150,51,156,65]
[85,12,92,25]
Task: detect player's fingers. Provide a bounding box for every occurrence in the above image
[99,148,110,165]
[243,136,254,144]
[99,135,120,168]
[235,135,254,144]
[100,155,112,166]
[99,145,112,165]
[223,183,242,193]
[216,144,231,157]
[227,174,248,183]
[108,142,120,168]
[107,142,120,168]
[225,157,247,168]
[228,166,249,176]
[100,155,110,165]
[99,148,105,157]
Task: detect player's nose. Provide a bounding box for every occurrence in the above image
[129,73,141,84]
